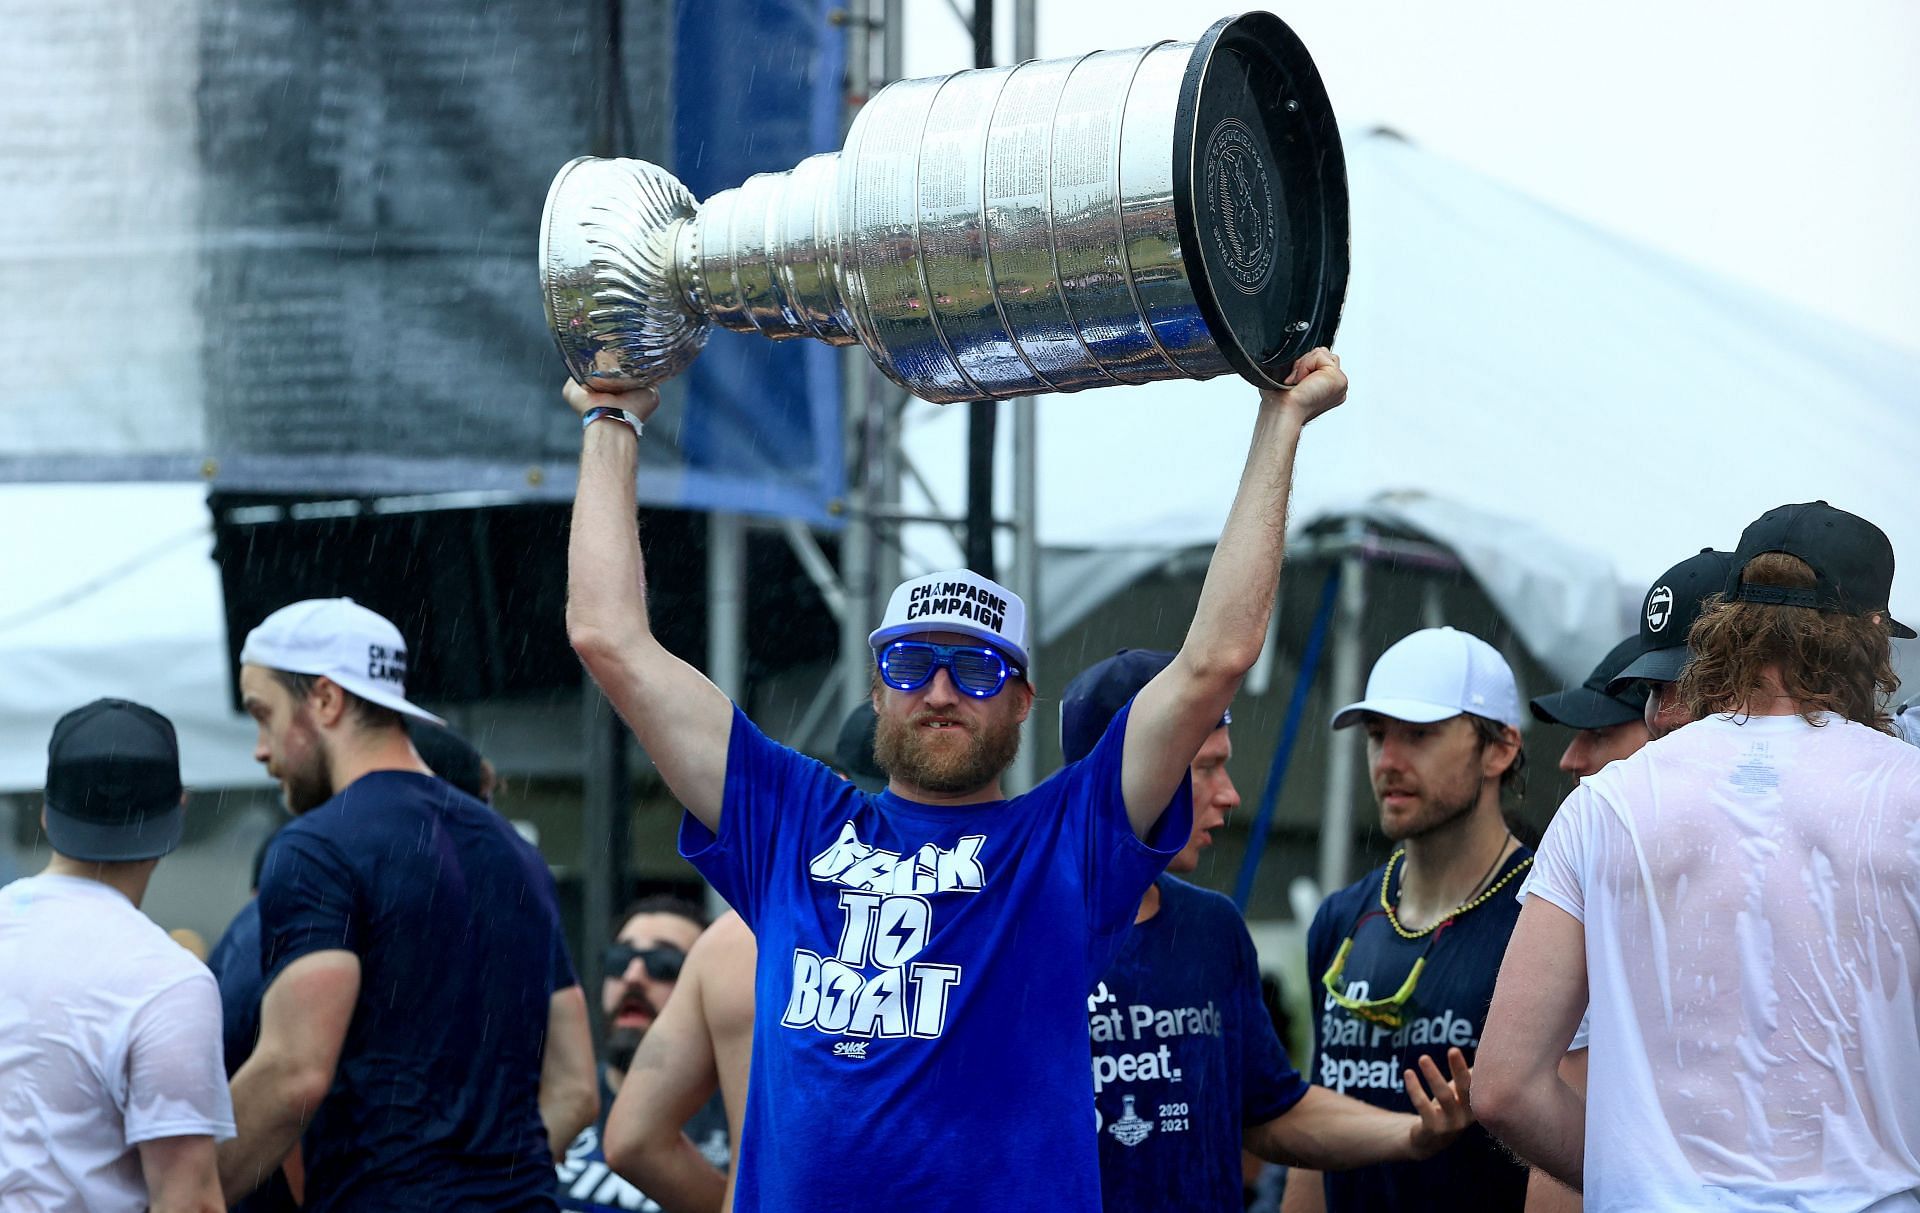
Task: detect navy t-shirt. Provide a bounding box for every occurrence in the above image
[555,1075,729,1211]
[1090,874,1308,1213]
[258,771,577,1211]
[1304,848,1533,1213]
[208,898,266,1080]
[207,898,298,1213]
[681,702,1191,1213]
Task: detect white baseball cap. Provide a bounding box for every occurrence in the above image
[868,570,1030,671]
[1331,627,1522,730]
[240,598,445,725]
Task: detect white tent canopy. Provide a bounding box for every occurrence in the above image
[0,484,264,791]
[902,129,1920,679]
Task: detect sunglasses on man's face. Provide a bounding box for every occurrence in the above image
[875,641,1021,698]
[603,943,686,984]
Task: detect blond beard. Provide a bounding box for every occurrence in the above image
[873,709,1022,796]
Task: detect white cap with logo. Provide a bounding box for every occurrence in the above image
[240,598,445,725]
[1331,626,1522,730]
[867,570,1030,671]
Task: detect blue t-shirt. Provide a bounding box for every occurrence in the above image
[1304,848,1533,1213]
[681,702,1190,1213]
[207,898,298,1213]
[258,771,576,1212]
[556,1074,729,1212]
[1090,874,1308,1213]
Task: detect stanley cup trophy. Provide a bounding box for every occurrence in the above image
[540,11,1347,404]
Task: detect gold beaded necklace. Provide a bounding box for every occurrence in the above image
[1377,834,1531,940]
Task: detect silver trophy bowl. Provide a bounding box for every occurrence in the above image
[541,11,1347,404]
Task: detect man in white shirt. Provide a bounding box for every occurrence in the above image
[1479,501,1920,1212]
[0,699,233,1213]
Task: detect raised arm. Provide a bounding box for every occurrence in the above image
[539,984,600,1157]
[219,951,360,1201]
[1245,1049,1472,1170]
[1474,899,1590,1190]
[603,937,729,1213]
[563,381,736,830]
[1123,350,1347,835]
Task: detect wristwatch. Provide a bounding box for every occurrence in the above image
[581,405,644,437]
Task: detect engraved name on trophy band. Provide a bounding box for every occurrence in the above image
[540,11,1348,404]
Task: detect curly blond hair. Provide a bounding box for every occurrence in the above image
[1678,552,1896,733]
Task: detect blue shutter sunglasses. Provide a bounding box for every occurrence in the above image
[874,641,1022,698]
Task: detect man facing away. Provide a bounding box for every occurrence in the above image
[219,598,597,1209]
[1065,650,1473,1213]
[1286,627,1534,1213]
[1520,635,1656,1213]
[563,348,1348,1211]
[0,699,232,1213]
[557,896,727,1212]
[1480,501,1920,1211]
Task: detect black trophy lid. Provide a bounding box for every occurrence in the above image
[1173,12,1349,390]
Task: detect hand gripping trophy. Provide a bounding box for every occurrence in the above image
[540,11,1348,404]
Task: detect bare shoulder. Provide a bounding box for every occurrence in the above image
[693,911,758,1032]
[693,911,757,976]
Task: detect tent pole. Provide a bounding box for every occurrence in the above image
[1232,562,1341,910]
[706,512,747,918]
[1007,0,1039,794]
[833,0,882,762]
[1317,524,1368,896]
[963,0,997,579]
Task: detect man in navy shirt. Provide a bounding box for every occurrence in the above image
[218,598,598,1210]
[1064,650,1473,1213]
[563,348,1348,1211]
[1286,627,1533,1213]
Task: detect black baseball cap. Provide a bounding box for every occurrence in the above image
[44,699,185,863]
[1530,635,1649,730]
[834,702,887,793]
[1608,549,1739,693]
[1728,501,1913,638]
[407,719,489,801]
[1061,649,1230,765]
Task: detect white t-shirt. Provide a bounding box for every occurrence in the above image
[1524,713,1920,1213]
[0,874,235,1212]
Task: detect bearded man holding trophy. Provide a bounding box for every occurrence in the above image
[548,13,1452,1211]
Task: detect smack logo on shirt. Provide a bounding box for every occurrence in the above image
[781,823,986,1044]
[833,1040,869,1060]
